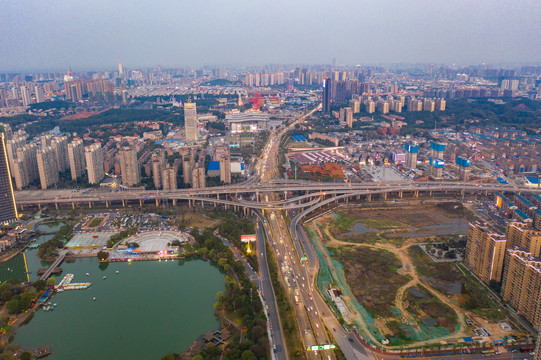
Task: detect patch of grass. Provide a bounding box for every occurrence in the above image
[88,217,104,227]
[331,246,409,317]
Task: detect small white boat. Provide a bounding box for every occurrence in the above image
[53,303,57,307]
[93,297,96,301]
[115,271,119,274]
[86,273,90,276]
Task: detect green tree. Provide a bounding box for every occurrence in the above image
[191,355,203,360]
[19,293,33,312]
[97,251,109,261]
[6,299,20,314]
[241,349,258,360]
[46,277,56,286]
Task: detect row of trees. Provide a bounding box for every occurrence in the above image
[107,227,138,248]
[37,224,73,258]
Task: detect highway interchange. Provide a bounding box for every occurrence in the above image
[14,104,540,360]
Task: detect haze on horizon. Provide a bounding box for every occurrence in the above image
[1,0,540,72]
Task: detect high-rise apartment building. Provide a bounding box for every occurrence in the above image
[182,152,193,185]
[68,139,85,181]
[501,248,541,330]
[36,146,59,189]
[151,150,166,189]
[162,165,177,190]
[119,146,140,186]
[85,143,104,184]
[506,222,541,257]
[184,102,198,142]
[465,222,507,283]
[51,136,69,172]
[35,86,45,103]
[405,143,418,169]
[20,86,31,106]
[0,133,18,223]
[192,165,206,189]
[13,143,38,189]
[219,152,231,184]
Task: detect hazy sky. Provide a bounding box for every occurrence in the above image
[1,0,540,72]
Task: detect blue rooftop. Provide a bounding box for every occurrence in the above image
[208,161,220,171]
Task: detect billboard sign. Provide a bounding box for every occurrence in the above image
[241,234,256,243]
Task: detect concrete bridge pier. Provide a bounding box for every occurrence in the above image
[155,198,159,207]
[383,192,388,200]
[88,201,92,209]
[201,200,204,208]
[122,199,126,207]
[399,191,403,199]
[429,190,432,196]
[367,194,372,202]
[106,201,109,208]
[55,202,59,210]
[414,190,419,197]
[172,199,177,206]
[72,202,75,209]
[19,204,24,211]
[188,199,192,208]
[284,191,287,200]
[484,190,489,196]
[38,203,41,210]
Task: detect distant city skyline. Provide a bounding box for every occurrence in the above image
[1,0,541,72]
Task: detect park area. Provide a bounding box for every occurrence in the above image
[305,201,525,349]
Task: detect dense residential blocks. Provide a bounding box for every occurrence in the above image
[465,222,507,283]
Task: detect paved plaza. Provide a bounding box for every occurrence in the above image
[65,231,116,248]
[125,230,190,252]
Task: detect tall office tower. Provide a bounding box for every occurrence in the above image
[68,139,85,181]
[37,146,59,189]
[118,63,124,77]
[510,79,519,91]
[151,150,166,189]
[119,146,140,186]
[35,85,45,103]
[20,86,31,106]
[435,98,446,111]
[505,222,541,257]
[405,143,418,169]
[85,143,104,184]
[184,101,198,142]
[51,136,69,172]
[322,78,331,113]
[162,165,177,190]
[455,156,471,181]
[191,165,206,189]
[501,248,541,330]
[465,222,507,283]
[0,133,18,223]
[182,152,193,185]
[219,152,231,184]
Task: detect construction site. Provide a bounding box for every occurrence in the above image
[304,200,530,349]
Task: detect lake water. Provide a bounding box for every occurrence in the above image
[14,258,224,360]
